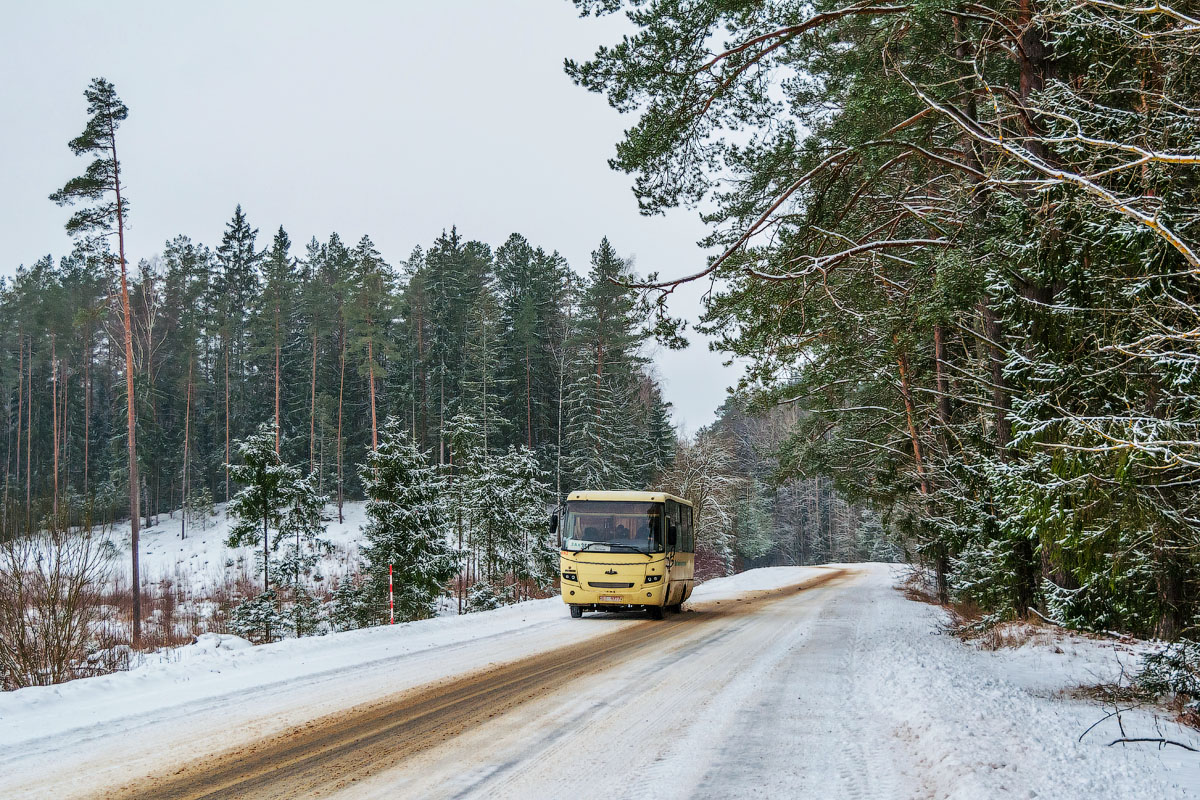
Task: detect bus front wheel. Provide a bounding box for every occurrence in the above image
[646,605,665,620]
[569,605,583,619]
[666,603,682,614]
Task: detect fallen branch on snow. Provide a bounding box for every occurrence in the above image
[1108,737,1199,752]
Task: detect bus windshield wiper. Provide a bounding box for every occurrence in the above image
[579,541,652,557]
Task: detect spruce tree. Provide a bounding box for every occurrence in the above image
[226,423,296,592]
[359,416,456,622]
[208,205,260,501]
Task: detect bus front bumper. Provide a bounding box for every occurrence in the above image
[561,582,667,608]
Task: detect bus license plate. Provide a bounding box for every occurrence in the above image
[599,595,622,602]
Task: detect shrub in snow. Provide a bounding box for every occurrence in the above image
[0,529,111,689]
[230,590,284,644]
[328,577,369,631]
[466,581,503,613]
[287,590,325,638]
[1137,640,1200,704]
[186,486,215,529]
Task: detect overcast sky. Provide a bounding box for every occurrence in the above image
[0,0,738,432]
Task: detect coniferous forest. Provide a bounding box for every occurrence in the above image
[0,213,675,532]
[571,0,1200,639]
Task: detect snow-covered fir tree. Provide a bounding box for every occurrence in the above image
[359,416,458,623]
[226,423,297,592]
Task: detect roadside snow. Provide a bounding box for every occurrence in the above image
[859,565,1200,798]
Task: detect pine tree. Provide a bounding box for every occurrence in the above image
[494,235,570,457]
[48,78,143,645]
[254,227,299,453]
[347,236,394,452]
[359,416,456,623]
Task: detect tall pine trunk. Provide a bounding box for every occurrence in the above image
[368,333,378,452]
[26,337,32,533]
[274,312,281,453]
[336,327,346,524]
[83,326,91,497]
[181,359,192,540]
[51,336,59,515]
[224,344,231,503]
[14,332,23,533]
[525,342,532,449]
[110,119,140,646]
[894,344,929,496]
[309,329,317,472]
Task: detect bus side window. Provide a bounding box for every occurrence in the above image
[684,506,694,552]
[665,500,677,547]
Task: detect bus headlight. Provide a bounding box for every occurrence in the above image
[562,572,578,582]
[644,574,662,583]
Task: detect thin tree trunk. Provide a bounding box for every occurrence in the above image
[224,344,231,503]
[894,343,929,496]
[61,356,69,511]
[274,312,281,453]
[262,513,270,592]
[15,332,23,532]
[110,118,140,647]
[26,337,32,533]
[336,327,346,524]
[417,306,425,448]
[367,333,378,452]
[309,328,317,472]
[525,342,532,449]
[181,359,192,540]
[84,327,91,497]
[51,335,58,514]
[933,324,951,427]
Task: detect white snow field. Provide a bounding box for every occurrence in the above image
[104,501,370,596]
[1,564,1197,799]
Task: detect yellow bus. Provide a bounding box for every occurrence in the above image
[552,490,695,619]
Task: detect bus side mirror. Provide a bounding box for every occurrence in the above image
[667,522,678,548]
[549,512,558,535]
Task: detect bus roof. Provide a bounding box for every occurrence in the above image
[567,490,693,508]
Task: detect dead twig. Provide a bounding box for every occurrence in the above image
[1107,737,1199,752]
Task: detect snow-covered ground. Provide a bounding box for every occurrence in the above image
[105,501,368,596]
[1,564,1197,798]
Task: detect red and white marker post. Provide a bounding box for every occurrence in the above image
[389,564,394,625]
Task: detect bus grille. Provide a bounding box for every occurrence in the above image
[588,581,634,589]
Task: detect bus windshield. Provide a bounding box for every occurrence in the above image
[563,501,663,554]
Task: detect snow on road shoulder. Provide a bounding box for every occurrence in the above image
[858,563,1200,798]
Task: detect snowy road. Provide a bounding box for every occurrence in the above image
[3,564,1197,799]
